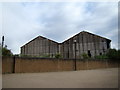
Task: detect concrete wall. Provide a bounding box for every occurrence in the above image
[2,57,118,74]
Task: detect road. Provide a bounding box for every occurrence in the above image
[2,68,118,88]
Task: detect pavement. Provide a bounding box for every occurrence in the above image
[2,68,118,88]
[0,74,2,89]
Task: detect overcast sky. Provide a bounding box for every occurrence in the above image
[1,1,118,54]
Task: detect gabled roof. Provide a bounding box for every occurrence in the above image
[62,31,111,43]
[21,31,111,48]
[82,31,111,41]
[21,35,59,48]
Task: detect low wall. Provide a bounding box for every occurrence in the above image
[2,57,14,73]
[15,58,74,73]
[2,57,118,73]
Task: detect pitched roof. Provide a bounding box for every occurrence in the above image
[21,31,111,47]
[21,35,59,48]
[62,31,111,43]
[82,31,111,41]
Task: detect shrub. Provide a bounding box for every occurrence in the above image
[94,49,120,61]
[20,54,32,57]
[41,54,50,58]
[107,49,117,59]
[55,53,61,59]
[81,53,89,59]
[95,54,108,59]
[106,49,119,60]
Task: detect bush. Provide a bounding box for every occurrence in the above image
[20,54,50,58]
[41,54,50,58]
[94,49,119,61]
[118,50,120,59]
[95,54,108,59]
[55,53,61,59]
[81,53,89,59]
[106,49,119,60]
[20,54,31,57]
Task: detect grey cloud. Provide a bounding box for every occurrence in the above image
[2,2,118,54]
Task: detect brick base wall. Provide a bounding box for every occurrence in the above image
[2,57,118,73]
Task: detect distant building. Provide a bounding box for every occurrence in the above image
[21,31,111,59]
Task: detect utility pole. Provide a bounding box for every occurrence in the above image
[2,36,4,48]
[74,39,77,71]
[102,40,105,54]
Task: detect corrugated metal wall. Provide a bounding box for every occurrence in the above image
[60,31,111,59]
[21,36,59,57]
[21,31,111,59]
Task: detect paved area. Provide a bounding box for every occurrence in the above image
[0,74,2,89]
[2,68,118,88]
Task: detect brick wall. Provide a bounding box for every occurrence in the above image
[2,57,14,73]
[2,57,118,73]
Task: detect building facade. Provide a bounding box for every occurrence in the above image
[21,31,111,59]
[21,36,59,57]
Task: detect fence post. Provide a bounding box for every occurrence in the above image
[74,40,77,71]
[13,56,16,73]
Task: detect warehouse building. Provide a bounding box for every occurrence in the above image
[21,36,59,57]
[21,31,111,59]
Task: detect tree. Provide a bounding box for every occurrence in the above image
[2,47,13,57]
[0,44,2,56]
[106,49,119,60]
[118,50,120,59]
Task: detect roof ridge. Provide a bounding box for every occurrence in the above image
[21,31,111,47]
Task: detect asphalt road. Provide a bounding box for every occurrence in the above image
[2,68,118,88]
